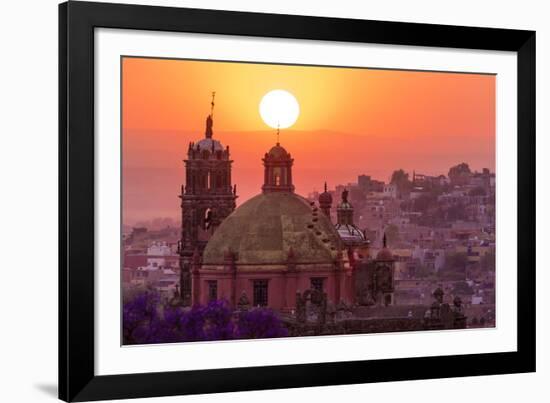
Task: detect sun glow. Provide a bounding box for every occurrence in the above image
[259,89,300,129]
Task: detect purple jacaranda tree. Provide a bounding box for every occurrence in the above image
[122,292,288,344]
[122,291,161,344]
[178,300,234,342]
[235,308,289,339]
[201,300,235,341]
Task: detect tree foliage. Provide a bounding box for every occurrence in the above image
[390,169,411,193]
[122,292,288,345]
[415,264,433,278]
[446,252,468,271]
[439,252,468,280]
[384,224,400,245]
[448,163,471,185]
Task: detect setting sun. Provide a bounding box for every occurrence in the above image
[259,89,300,129]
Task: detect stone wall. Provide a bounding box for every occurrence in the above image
[284,317,426,337]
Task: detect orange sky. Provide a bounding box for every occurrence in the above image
[122,57,495,225]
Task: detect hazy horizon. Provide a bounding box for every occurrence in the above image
[123,127,494,225]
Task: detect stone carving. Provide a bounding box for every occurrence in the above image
[237,290,251,311]
[336,299,353,320]
[424,287,467,330]
[342,188,349,203]
[452,296,464,314]
[168,284,183,307]
[295,289,328,325]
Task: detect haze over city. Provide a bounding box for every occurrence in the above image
[122,57,495,224]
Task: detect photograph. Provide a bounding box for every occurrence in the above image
[0,0,542,402]
[121,57,497,345]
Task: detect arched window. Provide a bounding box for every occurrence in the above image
[204,208,213,230]
[273,167,282,186]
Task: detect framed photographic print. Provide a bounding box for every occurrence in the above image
[59,1,536,401]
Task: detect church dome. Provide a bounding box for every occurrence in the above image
[194,138,223,152]
[336,188,353,210]
[376,247,394,261]
[376,233,393,261]
[319,191,332,204]
[337,201,353,210]
[266,144,290,159]
[202,192,342,265]
[335,224,367,245]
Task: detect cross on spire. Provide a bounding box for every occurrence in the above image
[210,91,216,117]
[205,92,216,138]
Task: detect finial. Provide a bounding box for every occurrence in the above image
[383,232,387,248]
[205,92,216,139]
[276,123,280,146]
[324,182,328,193]
[342,188,349,203]
[210,91,216,117]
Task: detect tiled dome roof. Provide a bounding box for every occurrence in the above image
[194,138,223,152]
[266,144,290,159]
[203,192,342,265]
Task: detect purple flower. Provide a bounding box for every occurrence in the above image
[122,293,288,344]
[236,308,288,339]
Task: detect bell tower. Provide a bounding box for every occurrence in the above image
[179,93,237,305]
[336,189,354,225]
[262,127,295,194]
[318,182,333,217]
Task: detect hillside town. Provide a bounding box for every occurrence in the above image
[121,94,495,344]
[307,164,496,327]
[123,161,496,330]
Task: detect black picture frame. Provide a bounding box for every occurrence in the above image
[59,1,536,401]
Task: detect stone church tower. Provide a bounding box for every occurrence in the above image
[318,182,333,217]
[178,93,237,305]
[261,130,295,194]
